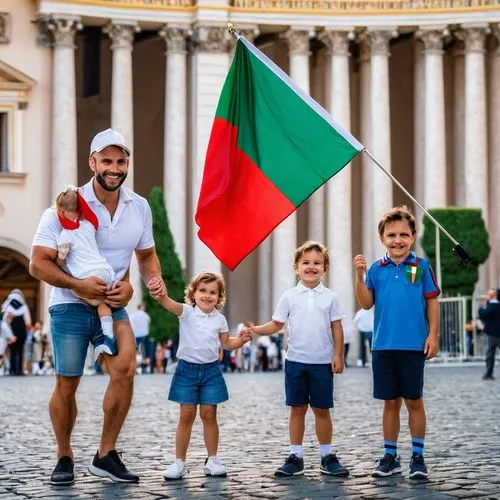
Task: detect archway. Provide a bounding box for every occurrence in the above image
[0,247,39,323]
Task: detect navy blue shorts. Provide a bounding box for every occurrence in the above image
[372,350,425,400]
[285,360,334,409]
[168,359,229,405]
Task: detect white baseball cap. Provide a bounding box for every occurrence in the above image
[89,128,131,156]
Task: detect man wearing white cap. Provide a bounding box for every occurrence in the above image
[31,129,165,485]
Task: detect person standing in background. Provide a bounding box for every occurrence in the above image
[1,289,32,375]
[478,288,500,381]
[354,308,374,368]
[130,304,151,357]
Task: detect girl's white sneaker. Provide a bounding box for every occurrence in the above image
[163,459,185,480]
[204,456,227,477]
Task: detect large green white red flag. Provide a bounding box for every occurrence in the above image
[195,35,364,270]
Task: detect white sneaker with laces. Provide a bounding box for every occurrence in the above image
[204,456,227,477]
[163,459,185,480]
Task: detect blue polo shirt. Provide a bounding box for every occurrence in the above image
[366,252,440,351]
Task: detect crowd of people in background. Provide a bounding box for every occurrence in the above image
[0,289,54,376]
[2,292,499,379]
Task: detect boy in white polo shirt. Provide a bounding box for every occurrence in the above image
[148,272,251,480]
[246,241,349,477]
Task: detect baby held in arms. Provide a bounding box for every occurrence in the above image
[55,186,118,367]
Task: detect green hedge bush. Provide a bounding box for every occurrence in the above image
[420,207,490,297]
[142,187,186,341]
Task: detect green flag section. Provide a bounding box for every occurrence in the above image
[195,35,364,271]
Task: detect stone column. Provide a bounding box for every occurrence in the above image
[282,28,324,245]
[41,16,81,199]
[418,28,447,208]
[190,25,229,275]
[459,26,489,293]
[366,30,394,256]
[159,25,189,270]
[319,29,354,320]
[489,27,500,286]
[459,27,488,218]
[258,236,272,324]
[452,40,465,206]
[105,21,140,311]
[413,38,425,255]
[271,28,312,306]
[105,22,138,189]
[358,37,373,263]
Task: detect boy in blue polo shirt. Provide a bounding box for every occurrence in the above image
[353,206,440,480]
[245,241,348,478]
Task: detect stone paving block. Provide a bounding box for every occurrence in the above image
[1,366,499,499]
[444,489,493,498]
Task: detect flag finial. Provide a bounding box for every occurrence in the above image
[227,23,236,36]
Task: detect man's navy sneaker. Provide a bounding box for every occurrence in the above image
[50,456,75,486]
[274,454,304,477]
[88,450,139,483]
[409,454,429,479]
[320,453,349,476]
[372,454,402,477]
[94,336,117,362]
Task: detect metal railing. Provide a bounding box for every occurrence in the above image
[63,0,195,7]
[51,0,500,10]
[232,0,500,9]
[436,294,498,362]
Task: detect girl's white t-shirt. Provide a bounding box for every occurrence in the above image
[176,304,229,364]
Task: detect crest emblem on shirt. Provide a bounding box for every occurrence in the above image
[405,265,422,284]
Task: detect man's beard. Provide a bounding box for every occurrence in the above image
[95,172,127,192]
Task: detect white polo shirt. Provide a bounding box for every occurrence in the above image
[176,304,229,364]
[57,221,115,283]
[32,179,155,307]
[272,282,344,364]
[130,310,151,338]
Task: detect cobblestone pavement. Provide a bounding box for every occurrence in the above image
[0,364,499,499]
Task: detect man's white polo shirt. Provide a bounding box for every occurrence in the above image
[32,179,155,307]
[272,282,344,364]
[176,304,229,364]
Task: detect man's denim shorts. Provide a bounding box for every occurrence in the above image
[372,350,425,400]
[168,359,229,405]
[49,303,129,377]
[285,359,334,409]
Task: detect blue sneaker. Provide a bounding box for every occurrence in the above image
[94,336,117,361]
[409,454,428,479]
[274,454,304,477]
[372,454,402,477]
[320,453,349,476]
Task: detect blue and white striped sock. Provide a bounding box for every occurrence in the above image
[384,440,397,456]
[412,438,425,456]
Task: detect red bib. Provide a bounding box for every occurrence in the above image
[57,191,99,231]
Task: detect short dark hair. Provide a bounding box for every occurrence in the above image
[294,241,330,273]
[378,205,416,236]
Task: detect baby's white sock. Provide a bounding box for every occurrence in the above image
[100,316,113,339]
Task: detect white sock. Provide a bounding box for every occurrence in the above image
[290,445,303,458]
[100,316,113,338]
[319,444,332,458]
